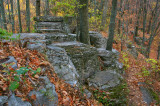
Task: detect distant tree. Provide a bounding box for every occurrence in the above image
[146,0,159,58]
[0,0,7,30]
[10,0,15,33]
[106,0,118,51]
[7,0,11,22]
[45,0,50,15]
[36,0,40,16]
[142,0,147,45]
[17,0,22,33]
[134,0,142,39]
[79,0,90,45]
[26,0,30,32]
[101,0,108,30]
[157,42,160,60]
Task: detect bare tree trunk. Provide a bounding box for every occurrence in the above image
[7,0,11,22]
[36,0,40,16]
[26,0,30,32]
[10,0,15,33]
[17,0,22,33]
[106,0,118,51]
[0,0,7,30]
[157,42,160,60]
[134,0,142,38]
[45,0,50,15]
[79,0,90,45]
[117,0,123,35]
[146,0,159,58]
[101,0,108,30]
[142,0,147,45]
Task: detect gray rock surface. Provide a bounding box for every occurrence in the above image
[52,41,100,83]
[34,16,64,22]
[46,33,76,44]
[13,33,46,53]
[8,94,31,106]
[29,76,58,106]
[0,96,8,105]
[89,31,107,49]
[46,45,79,86]
[97,48,123,71]
[138,82,153,105]
[88,70,123,90]
[3,56,18,70]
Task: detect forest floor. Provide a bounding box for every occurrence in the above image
[101,31,160,106]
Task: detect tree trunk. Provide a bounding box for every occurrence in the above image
[142,0,147,45]
[0,0,7,30]
[101,0,108,30]
[0,11,2,28]
[26,0,30,32]
[106,0,118,51]
[7,0,11,22]
[45,0,49,15]
[117,0,123,35]
[146,0,159,58]
[157,42,160,60]
[10,0,15,33]
[36,0,40,16]
[134,0,142,38]
[79,0,90,45]
[17,0,22,33]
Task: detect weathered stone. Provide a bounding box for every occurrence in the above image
[46,45,79,86]
[3,56,18,70]
[0,96,8,105]
[84,89,92,99]
[128,46,138,58]
[34,16,64,22]
[46,33,76,44]
[89,31,107,49]
[29,76,58,106]
[8,94,31,106]
[88,70,123,90]
[97,48,119,60]
[13,33,46,53]
[52,41,100,83]
[138,82,153,105]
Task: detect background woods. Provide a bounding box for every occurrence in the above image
[0,0,160,105]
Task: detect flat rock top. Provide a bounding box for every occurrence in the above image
[51,41,97,57]
[34,16,64,22]
[12,33,46,40]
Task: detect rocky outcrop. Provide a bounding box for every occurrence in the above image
[8,94,32,106]
[89,31,107,49]
[52,41,101,83]
[97,48,123,73]
[0,96,8,105]
[46,33,76,44]
[12,33,46,53]
[29,76,58,106]
[46,45,79,86]
[88,70,123,90]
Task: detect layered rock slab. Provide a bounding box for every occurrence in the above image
[88,70,123,90]
[46,45,79,86]
[51,41,100,83]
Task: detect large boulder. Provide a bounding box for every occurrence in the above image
[88,70,123,90]
[46,45,79,86]
[89,31,107,49]
[0,96,8,105]
[12,33,46,53]
[29,76,58,106]
[8,94,32,106]
[52,41,101,83]
[46,33,76,45]
[97,48,123,72]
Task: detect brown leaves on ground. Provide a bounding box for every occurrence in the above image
[0,42,100,106]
